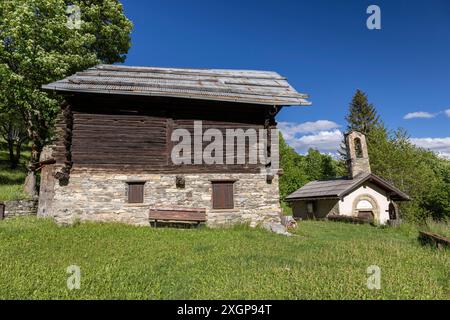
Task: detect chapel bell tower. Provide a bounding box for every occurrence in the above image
[345,131,371,179]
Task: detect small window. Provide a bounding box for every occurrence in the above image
[212,181,234,209]
[127,182,145,203]
[306,202,315,215]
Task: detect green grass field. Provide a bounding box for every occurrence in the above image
[0,218,448,300]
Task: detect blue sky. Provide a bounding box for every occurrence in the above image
[120,0,450,157]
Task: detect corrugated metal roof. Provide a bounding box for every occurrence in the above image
[286,173,410,201]
[42,64,311,106]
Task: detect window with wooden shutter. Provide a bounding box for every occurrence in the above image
[212,181,234,209]
[127,182,145,203]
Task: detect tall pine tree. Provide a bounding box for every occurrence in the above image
[340,89,385,160]
[345,89,382,134]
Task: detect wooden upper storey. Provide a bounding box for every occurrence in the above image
[54,94,281,173]
[46,65,310,173]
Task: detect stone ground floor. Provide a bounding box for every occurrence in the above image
[38,167,282,227]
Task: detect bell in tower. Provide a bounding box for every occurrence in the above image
[345,131,371,179]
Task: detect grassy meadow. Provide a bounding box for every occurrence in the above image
[0,217,448,300]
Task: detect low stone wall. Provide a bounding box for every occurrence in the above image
[2,199,38,219]
[39,170,282,227]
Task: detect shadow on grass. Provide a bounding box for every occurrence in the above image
[0,159,28,201]
[0,161,27,182]
[0,175,26,185]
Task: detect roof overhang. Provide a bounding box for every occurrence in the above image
[285,196,340,202]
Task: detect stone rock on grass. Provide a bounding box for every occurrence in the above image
[262,221,293,236]
[280,215,297,229]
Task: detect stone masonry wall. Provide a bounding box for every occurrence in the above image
[41,170,281,227]
[2,199,38,219]
[345,131,371,178]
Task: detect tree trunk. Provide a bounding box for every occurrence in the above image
[23,125,42,197]
[21,106,53,197]
[7,138,18,169]
[6,137,23,170]
[24,139,41,198]
[14,141,22,168]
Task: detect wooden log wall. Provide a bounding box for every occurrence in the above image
[71,112,167,166]
[53,94,278,174]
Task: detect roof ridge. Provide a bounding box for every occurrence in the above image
[95,64,281,75]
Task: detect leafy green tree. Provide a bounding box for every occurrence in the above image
[279,133,308,201]
[425,158,450,220]
[305,148,325,181]
[279,134,341,202]
[368,128,437,221]
[0,0,133,194]
[321,155,339,179]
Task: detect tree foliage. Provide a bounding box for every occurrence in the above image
[345,89,383,135]
[0,0,133,164]
[340,89,385,159]
[368,127,450,221]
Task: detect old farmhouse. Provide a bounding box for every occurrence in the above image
[38,64,310,226]
[286,131,410,225]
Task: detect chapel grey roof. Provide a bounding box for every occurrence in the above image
[285,173,410,201]
[42,64,311,106]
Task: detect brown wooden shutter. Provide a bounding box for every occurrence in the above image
[212,182,234,209]
[128,182,145,203]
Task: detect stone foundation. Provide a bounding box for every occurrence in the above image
[38,169,281,227]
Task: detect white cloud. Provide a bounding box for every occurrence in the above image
[411,137,450,159]
[445,109,450,117]
[278,120,342,154]
[289,130,344,154]
[278,119,344,154]
[403,111,436,120]
[277,120,340,141]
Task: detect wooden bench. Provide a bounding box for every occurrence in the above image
[149,208,207,227]
[419,231,450,249]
